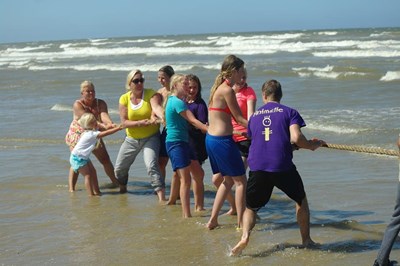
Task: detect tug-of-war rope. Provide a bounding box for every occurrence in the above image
[0,138,399,157]
[324,143,399,157]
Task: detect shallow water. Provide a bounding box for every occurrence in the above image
[1,141,399,265]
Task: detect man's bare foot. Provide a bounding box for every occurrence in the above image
[69,189,75,193]
[119,185,127,194]
[206,220,219,230]
[195,207,206,212]
[230,238,248,256]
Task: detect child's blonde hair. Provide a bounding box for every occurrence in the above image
[78,113,97,130]
[163,73,187,123]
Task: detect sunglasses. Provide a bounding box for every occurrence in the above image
[131,78,145,84]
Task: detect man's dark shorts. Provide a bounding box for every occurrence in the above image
[246,166,306,212]
[235,139,251,158]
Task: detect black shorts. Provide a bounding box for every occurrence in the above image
[246,166,306,211]
[235,139,251,158]
[159,127,168,157]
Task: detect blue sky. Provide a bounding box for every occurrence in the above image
[1,0,399,44]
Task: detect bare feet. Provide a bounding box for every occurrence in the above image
[195,207,206,212]
[110,178,120,186]
[301,239,319,248]
[223,208,237,216]
[230,238,249,256]
[166,199,176,205]
[158,199,168,205]
[206,219,219,230]
[156,189,167,202]
[119,185,127,194]
[69,189,75,193]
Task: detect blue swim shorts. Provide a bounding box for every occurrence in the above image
[166,141,193,171]
[205,134,245,177]
[70,154,89,173]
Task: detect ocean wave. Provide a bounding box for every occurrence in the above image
[370,32,391,37]
[2,37,400,63]
[302,107,400,135]
[317,31,338,36]
[51,104,119,115]
[313,49,400,58]
[380,71,400,81]
[24,63,219,72]
[293,65,367,80]
[306,122,361,134]
[5,44,53,52]
[90,38,109,43]
[50,104,71,112]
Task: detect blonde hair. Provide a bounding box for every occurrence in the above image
[169,74,186,94]
[78,113,97,130]
[80,80,95,93]
[163,74,187,122]
[125,69,143,91]
[209,55,244,106]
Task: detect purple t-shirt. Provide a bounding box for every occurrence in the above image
[247,102,306,172]
[187,98,208,124]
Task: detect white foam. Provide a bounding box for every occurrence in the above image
[317,31,338,36]
[307,122,361,134]
[50,104,71,112]
[1,32,400,68]
[380,71,400,81]
[25,63,219,72]
[51,104,119,115]
[292,65,367,79]
[313,49,400,58]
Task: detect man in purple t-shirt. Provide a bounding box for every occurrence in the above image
[231,79,326,256]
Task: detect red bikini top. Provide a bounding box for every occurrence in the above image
[208,106,231,115]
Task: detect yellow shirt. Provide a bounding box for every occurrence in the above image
[119,89,159,139]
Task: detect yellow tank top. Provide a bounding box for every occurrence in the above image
[119,89,160,139]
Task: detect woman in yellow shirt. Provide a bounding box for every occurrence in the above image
[114,69,166,201]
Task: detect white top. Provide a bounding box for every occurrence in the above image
[71,130,100,159]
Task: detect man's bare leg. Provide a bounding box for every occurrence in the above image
[296,197,316,247]
[231,208,256,256]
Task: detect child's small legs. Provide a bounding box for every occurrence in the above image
[83,174,95,196]
[177,167,192,218]
[68,167,79,192]
[190,160,205,211]
[167,171,180,205]
[78,164,95,196]
[88,161,101,195]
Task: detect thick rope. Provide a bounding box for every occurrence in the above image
[324,143,399,157]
